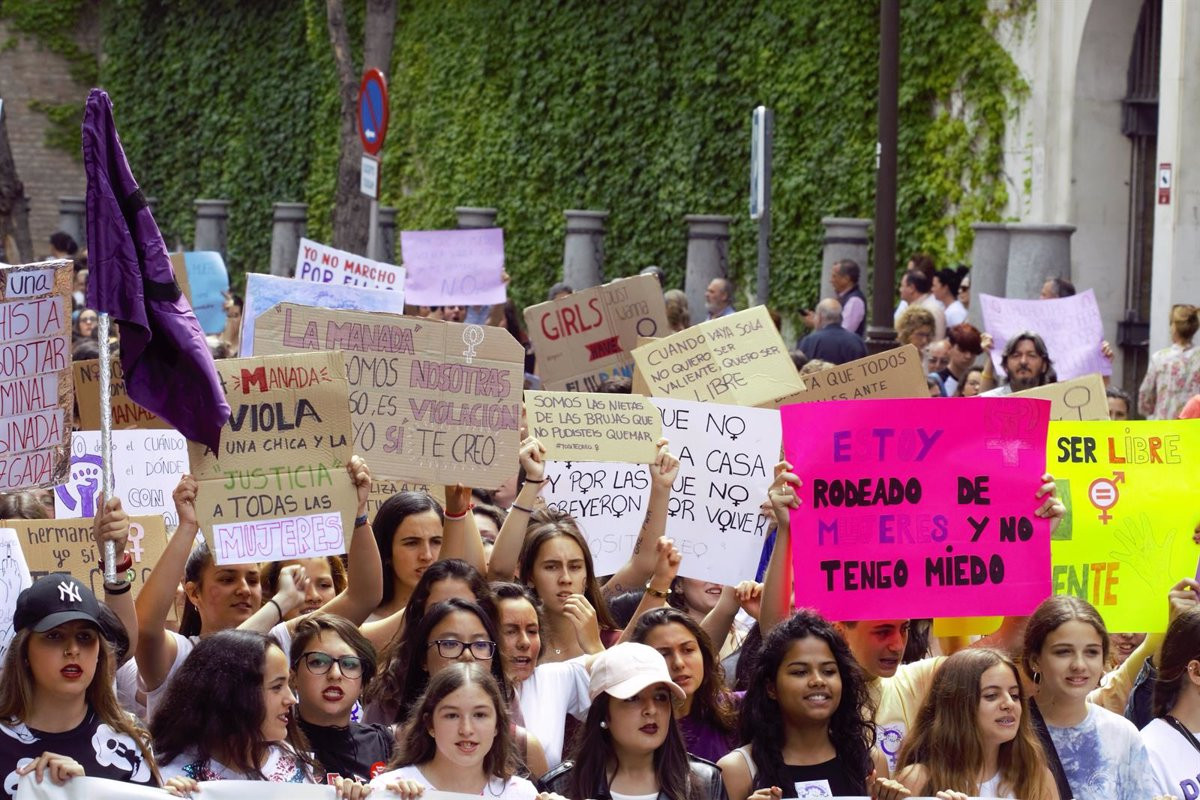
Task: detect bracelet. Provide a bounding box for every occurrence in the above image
[103,580,132,595]
[524,477,546,484]
[644,580,672,599]
[444,503,475,521]
[510,502,534,514]
[98,552,133,573]
[354,513,369,528]
[268,598,284,622]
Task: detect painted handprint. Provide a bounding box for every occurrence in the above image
[55,454,105,517]
[1109,511,1176,589]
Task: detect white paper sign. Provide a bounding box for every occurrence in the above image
[543,459,651,576]
[16,778,342,800]
[295,237,405,293]
[53,430,188,527]
[0,527,33,663]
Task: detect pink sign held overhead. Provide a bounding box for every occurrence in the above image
[979,289,1112,380]
[780,397,1052,622]
[401,228,507,307]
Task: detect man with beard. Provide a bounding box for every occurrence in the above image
[982,331,1054,395]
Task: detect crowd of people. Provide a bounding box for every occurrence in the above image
[2,234,1199,800]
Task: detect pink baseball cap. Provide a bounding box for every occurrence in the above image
[588,642,686,702]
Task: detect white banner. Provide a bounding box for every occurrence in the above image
[54,430,187,527]
[16,778,489,800]
[295,238,406,294]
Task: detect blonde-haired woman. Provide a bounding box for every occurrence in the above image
[1139,303,1200,419]
[896,305,936,352]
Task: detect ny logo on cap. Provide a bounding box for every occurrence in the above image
[58,581,82,603]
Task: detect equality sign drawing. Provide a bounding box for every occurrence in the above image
[54,430,188,527]
[1048,420,1200,632]
[980,289,1111,380]
[0,260,74,491]
[781,397,1052,621]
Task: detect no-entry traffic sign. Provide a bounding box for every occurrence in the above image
[358,68,388,156]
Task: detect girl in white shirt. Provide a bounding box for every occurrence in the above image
[1141,604,1200,798]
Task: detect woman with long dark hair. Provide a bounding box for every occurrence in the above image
[371,663,536,799]
[717,611,877,799]
[1142,603,1200,795]
[539,642,727,800]
[632,608,738,762]
[369,491,445,620]
[893,648,1055,798]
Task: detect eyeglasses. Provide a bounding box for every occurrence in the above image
[427,639,496,660]
[299,651,364,678]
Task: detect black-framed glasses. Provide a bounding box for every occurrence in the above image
[427,639,496,660]
[299,651,364,678]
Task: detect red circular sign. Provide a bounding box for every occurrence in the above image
[357,68,389,156]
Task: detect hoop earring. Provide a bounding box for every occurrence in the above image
[1032,671,1041,685]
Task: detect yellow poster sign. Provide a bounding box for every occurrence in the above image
[1048,420,1200,632]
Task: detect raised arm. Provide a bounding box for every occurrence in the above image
[602,439,679,598]
[487,437,545,581]
[439,483,486,574]
[240,564,309,634]
[135,476,197,691]
[701,580,762,650]
[760,462,802,636]
[93,495,137,655]
[615,537,682,644]
[308,456,384,626]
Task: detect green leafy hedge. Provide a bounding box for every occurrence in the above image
[10,0,1029,314]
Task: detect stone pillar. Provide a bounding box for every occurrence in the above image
[684,215,732,321]
[377,207,397,263]
[455,206,498,229]
[1004,223,1075,301]
[967,223,1011,329]
[193,199,230,258]
[57,197,86,248]
[820,217,870,301]
[269,203,307,277]
[562,210,607,290]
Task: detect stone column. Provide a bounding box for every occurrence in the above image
[455,206,498,229]
[57,197,86,248]
[967,223,1011,329]
[684,215,733,321]
[269,203,307,277]
[820,217,870,301]
[377,206,397,263]
[1004,223,1075,301]
[193,199,230,258]
[562,209,607,289]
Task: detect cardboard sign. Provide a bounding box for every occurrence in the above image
[187,351,358,565]
[400,228,507,307]
[980,289,1112,380]
[254,304,524,489]
[1013,374,1109,421]
[295,237,406,293]
[632,306,804,407]
[526,391,661,463]
[654,398,780,585]
[768,345,926,407]
[1048,420,1200,632]
[55,430,188,527]
[782,398,1052,621]
[240,272,405,357]
[73,359,167,430]
[524,274,670,391]
[0,260,73,491]
[5,515,168,599]
[0,527,32,662]
[367,477,446,519]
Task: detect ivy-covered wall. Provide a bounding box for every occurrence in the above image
[20,0,1029,315]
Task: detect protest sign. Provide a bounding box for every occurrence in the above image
[188,351,358,565]
[368,477,445,518]
[0,260,73,491]
[254,304,523,489]
[633,306,804,407]
[527,391,661,463]
[767,345,926,406]
[73,359,167,429]
[543,459,650,575]
[980,289,1111,380]
[781,397,1052,621]
[172,251,230,335]
[240,272,405,357]
[0,527,33,662]
[5,515,168,599]
[1048,420,1200,632]
[295,237,406,292]
[524,275,670,391]
[1013,373,1108,421]
[16,778,343,800]
[400,228,507,307]
[55,429,188,526]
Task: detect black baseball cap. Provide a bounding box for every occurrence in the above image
[13,573,103,633]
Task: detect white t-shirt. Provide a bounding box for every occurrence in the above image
[515,658,591,768]
[158,743,313,782]
[370,763,537,800]
[977,772,1014,798]
[1140,716,1200,798]
[944,300,968,328]
[116,631,198,722]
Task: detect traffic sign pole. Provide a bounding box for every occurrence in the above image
[358,68,389,260]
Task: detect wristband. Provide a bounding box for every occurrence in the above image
[510,503,534,514]
[268,598,285,622]
[98,552,133,573]
[644,580,672,599]
[524,477,546,484]
[444,503,475,521]
[103,580,132,595]
[354,513,369,528]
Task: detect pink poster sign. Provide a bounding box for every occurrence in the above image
[979,289,1112,380]
[780,397,1052,621]
[401,228,507,307]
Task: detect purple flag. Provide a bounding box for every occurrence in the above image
[82,89,229,450]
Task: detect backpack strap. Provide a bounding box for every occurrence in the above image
[1028,698,1074,800]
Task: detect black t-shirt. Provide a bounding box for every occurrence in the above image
[753,752,865,798]
[0,707,155,799]
[299,718,393,784]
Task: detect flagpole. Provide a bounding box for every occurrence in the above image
[97,311,118,583]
